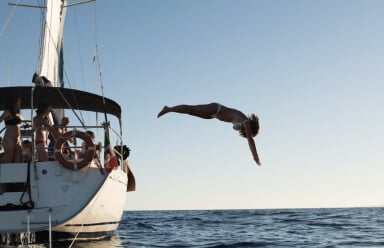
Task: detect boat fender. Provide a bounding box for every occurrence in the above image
[54,130,96,170]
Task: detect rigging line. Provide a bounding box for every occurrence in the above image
[65,0,95,8]
[59,2,91,123]
[2,0,22,85]
[93,1,101,95]
[65,5,86,123]
[59,53,85,123]
[36,0,46,75]
[0,0,22,39]
[56,88,86,127]
[72,6,87,93]
[92,1,109,125]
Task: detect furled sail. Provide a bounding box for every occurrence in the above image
[38,0,67,87]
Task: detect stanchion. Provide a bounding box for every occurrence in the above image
[27,210,31,246]
[49,208,52,248]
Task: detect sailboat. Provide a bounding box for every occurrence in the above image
[0,0,135,245]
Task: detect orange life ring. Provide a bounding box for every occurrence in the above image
[54,130,96,170]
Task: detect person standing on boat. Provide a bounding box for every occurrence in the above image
[157,103,261,165]
[0,96,28,163]
[33,103,55,161]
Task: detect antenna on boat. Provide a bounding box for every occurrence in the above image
[95,43,112,138]
[90,2,110,128]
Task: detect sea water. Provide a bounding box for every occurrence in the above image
[30,207,384,247]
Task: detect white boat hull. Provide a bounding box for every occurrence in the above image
[49,168,127,239]
[0,161,128,241]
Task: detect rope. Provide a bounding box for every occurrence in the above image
[0,0,22,39]
[20,162,35,209]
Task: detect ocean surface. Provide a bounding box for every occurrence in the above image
[32,207,384,247]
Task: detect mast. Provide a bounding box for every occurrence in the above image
[38,0,67,88]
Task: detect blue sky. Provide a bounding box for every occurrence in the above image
[1,0,384,210]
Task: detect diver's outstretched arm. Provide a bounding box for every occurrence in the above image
[244,121,261,165]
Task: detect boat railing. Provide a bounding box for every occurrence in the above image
[21,124,125,168]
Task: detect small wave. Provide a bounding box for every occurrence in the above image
[275,218,304,224]
[136,222,157,230]
[206,241,275,247]
[336,240,384,246]
[306,221,346,229]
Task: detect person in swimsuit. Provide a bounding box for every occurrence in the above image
[22,140,32,162]
[157,103,261,165]
[0,96,27,163]
[33,103,54,161]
